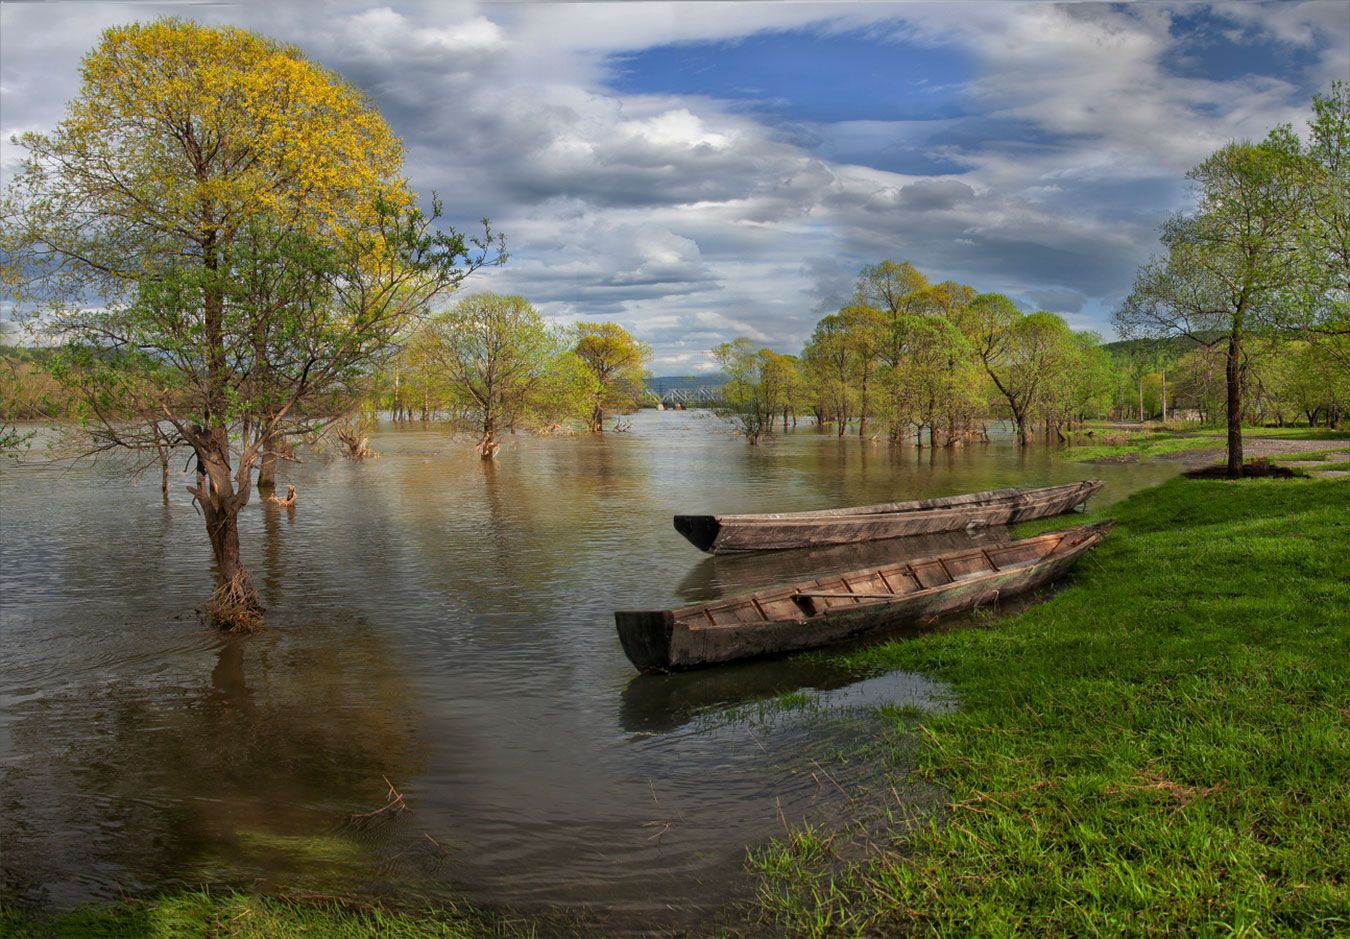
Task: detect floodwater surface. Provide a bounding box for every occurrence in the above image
[0,413,1180,931]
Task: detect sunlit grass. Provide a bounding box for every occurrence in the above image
[751,476,1350,936]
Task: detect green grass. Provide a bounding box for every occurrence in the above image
[0,891,523,938]
[1061,432,1218,463]
[751,476,1350,937]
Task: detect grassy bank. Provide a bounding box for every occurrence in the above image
[754,475,1350,936]
[1063,430,1214,463]
[0,891,525,938]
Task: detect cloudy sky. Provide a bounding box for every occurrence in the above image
[2,1,1345,371]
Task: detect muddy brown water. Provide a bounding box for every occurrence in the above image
[0,413,1181,932]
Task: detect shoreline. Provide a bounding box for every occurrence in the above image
[6,474,1347,935]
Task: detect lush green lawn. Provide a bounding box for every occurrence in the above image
[1227,426,1350,440]
[1062,431,1216,463]
[753,475,1350,936]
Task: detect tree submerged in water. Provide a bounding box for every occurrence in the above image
[0,19,502,629]
[423,292,592,458]
[573,322,652,433]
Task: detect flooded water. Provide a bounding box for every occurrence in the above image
[0,412,1180,931]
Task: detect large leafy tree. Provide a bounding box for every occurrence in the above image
[0,20,499,627]
[1115,136,1309,476]
[573,322,652,432]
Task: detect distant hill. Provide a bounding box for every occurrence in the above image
[645,374,728,394]
[1102,335,1213,360]
[0,344,55,363]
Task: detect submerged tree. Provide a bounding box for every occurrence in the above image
[711,338,792,445]
[573,322,652,432]
[427,293,585,458]
[0,20,500,628]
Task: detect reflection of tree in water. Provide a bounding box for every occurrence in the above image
[0,625,429,908]
[259,501,288,606]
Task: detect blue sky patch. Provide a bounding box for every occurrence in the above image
[1162,7,1323,86]
[610,28,974,125]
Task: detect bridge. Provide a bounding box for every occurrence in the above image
[644,386,724,409]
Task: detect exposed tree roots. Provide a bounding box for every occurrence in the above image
[209,571,266,632]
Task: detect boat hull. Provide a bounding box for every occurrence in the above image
[674,481,1103,553]
[617,522,1111,673]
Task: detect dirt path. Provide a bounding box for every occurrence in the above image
[1160,436,1350,467]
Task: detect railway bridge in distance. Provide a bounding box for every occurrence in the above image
[645,386,723,410]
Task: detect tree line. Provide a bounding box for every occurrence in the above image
[713,85,1348,464]
[363,298,650,456]
[714,262,1128,447]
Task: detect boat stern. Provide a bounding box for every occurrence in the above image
[673,515,722,553]
[615,609,677,674]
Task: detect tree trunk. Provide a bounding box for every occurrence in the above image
[194,449,263,631]
[476,416,499,459]
[1225,331,1244,478]
[1011,407,1031,446]
[206,506,262,629]
[155,432,170,504]
[590,402,604,433]
[1160,372,1167,423]
[257,446,278,494]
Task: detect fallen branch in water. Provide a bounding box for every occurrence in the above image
[350,775,408,822]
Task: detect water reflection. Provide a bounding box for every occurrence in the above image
[0,411,1181,927]
[0,623,425,909]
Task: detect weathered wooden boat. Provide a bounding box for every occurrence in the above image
[616,522,1112,673]
[673,480,1103,553]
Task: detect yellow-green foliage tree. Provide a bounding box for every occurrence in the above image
[426,293,588,459]
[573,322,652,432]
[1,20,499,628]
[712,338,793,445]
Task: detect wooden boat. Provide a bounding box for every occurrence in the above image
[616,522,1112,673]
[673,480,1103,553]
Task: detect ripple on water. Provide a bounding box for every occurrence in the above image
[0,414,1179,926]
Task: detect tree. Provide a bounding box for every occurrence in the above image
[1288,82,1349,339]
[573,322,652,432]
[955,293,1057,444]
[889,314,981,447]
[0,20,500,627]
[802,314,853,434]
[426,293,580,458]
[712,338,783,445]
[1116,137,1308,476]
